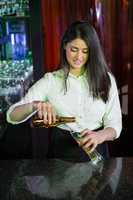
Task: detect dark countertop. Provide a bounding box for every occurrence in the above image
[0,158,133,200]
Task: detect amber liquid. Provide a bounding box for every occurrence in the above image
[32,116,76,128]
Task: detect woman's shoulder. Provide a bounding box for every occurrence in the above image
[52,69,64,78]
[108,71,116,83]
[43,69,64,79]
[107,71,118,91]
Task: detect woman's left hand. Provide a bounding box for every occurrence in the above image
[79,129,102,153]
[79,127,116,152]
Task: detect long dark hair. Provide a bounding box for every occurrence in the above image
[59,21,111,103]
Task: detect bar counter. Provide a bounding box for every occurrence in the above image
[0,157,133,200]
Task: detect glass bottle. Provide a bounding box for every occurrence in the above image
[32,116,76,128]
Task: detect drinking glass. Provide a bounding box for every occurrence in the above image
[70,131,103,165]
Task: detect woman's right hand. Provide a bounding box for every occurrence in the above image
[32,101,56,125]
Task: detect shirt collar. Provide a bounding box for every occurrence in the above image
[69,70,87,79]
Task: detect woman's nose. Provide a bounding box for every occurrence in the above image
[76,50,83,60]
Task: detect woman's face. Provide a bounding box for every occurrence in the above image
[65,38,89,70]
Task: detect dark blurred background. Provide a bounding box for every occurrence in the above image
[0,0,133,158]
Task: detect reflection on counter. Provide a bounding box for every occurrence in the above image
[0,158,126,200]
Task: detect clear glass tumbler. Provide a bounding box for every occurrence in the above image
[70,131,103,165]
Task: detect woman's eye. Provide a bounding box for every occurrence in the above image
[70,47,88,54]
[83,49,88,54]
[71,47,78,52]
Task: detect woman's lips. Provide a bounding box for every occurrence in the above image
[74,60,82,65]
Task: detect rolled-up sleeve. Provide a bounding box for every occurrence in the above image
[103,75,122,138]
[6,73,51,124]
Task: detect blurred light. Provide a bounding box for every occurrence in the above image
[95,1,102,20]
[11,33,15,45]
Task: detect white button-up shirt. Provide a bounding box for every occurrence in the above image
[7,69,122,138]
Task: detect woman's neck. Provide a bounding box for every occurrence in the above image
[70,67,85,77]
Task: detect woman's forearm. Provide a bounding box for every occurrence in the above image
[97,127,117,144]
[9,103,34,122]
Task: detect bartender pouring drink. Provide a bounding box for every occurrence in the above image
[7,21,122,162]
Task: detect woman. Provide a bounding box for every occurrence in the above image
[7,21,122,161]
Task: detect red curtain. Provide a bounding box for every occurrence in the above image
[41,0,91,72]
[41,0,132,73]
